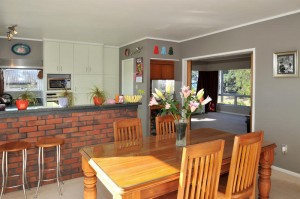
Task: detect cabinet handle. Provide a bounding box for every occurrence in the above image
[61,66,63,71]
[57,66,59,71]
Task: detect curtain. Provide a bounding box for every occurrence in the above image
[197,71,218,112]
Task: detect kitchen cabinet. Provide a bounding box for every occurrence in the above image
[150,60,174,80]
[74,44,103,75]
[103,47,119,98]
[73,74,103,105]
[44,41,74,74]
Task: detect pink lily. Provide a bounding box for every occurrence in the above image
[181,86,191,98]
[189,101,199,112]
[149,97,158,106]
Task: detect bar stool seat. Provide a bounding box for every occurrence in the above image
[34,137,64,198]
[0,141,31,199]
[36,138,64,148]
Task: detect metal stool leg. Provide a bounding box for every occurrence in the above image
[24,149,30,190]
[34,147,42,198]
[56,145,62,195]
[0,152,6,199]
[22,149,27,199]
[58,145,64,185]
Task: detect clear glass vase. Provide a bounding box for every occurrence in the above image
[174,120,187,146]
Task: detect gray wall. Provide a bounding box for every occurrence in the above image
[0,38,42,60]
[180,13,300,174]
[119,39,181,136]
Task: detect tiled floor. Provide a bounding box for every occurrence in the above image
[4,169,300,199]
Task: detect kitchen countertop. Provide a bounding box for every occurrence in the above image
[0,103,141,119]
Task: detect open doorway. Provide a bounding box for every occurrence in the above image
[183,50,254,134]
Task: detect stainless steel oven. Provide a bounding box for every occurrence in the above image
[47,74,71,90]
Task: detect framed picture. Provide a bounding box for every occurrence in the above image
[273,51,298,77]
[11,43,31,56]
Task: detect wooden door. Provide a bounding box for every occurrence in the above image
[161,64,174,79]
[150,64,162,79]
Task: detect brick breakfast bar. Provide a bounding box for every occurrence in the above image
[0,103,139,191]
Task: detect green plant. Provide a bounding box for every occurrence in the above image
[17,90,37,105]
[89,86,106,102]
[59,88,73,106]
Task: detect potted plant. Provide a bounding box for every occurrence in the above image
[16,90,37,110]
[58,88,73,108]
[89,86,106,106]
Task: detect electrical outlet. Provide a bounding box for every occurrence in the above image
[281,144,287,154]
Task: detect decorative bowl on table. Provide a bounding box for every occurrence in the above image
[124,95,142,103]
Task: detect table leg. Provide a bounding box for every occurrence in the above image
[258,147,275,199]
[82,157,97,199]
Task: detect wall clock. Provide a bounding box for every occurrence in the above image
[11,43,31,56]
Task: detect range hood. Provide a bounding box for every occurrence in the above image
[0,58,43,69]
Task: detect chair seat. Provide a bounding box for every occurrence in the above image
[36,137,64,148]
[0,141,31,152]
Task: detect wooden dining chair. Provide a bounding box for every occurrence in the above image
[177,139,225,199]
[113,118,143,142]
[217,131,264,199]
[156,115,176,136]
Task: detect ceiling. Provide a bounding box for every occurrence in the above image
[1,0,300,47]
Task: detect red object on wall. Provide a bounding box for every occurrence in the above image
[153,45,159,54]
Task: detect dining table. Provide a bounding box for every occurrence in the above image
[80,128,276,199]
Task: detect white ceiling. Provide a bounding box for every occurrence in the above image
[1,0,300,47]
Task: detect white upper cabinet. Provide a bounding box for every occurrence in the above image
[74,44,103,75]
[44,41,74,74]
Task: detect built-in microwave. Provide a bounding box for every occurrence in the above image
[47,74,71,90]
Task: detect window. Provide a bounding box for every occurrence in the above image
[191,70,198,91]
[3,69,43,91]
[218,69,251,106]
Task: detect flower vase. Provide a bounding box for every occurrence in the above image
[175,120,187,146]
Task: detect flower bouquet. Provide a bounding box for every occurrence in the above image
[149,85,211,146]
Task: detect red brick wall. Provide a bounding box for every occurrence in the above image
[0,107,137,191]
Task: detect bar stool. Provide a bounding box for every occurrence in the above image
[0,141,31,199]
[34,137,64,198]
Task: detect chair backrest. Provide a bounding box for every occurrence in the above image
[155,115,176,136]
[225,131,264,198]
[177,139,225,199]
[113,118,143,142]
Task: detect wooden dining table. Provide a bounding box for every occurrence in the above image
[80,128,276,199]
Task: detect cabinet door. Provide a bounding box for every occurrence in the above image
[73,74,103,93]
[161,64,174,79]
[150,64,162,80]
[44,41,60,73]
[103,75,119,99]
[89,45,103,74]
[73,93,90,105]
[74,44,89,74]
[104,47,119,75]
[60,43,74,74]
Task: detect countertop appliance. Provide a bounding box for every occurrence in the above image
[47,74,71,91]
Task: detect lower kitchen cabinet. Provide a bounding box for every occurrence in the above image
[73,74,103,105]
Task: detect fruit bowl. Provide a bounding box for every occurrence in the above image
[124,95,142,103]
